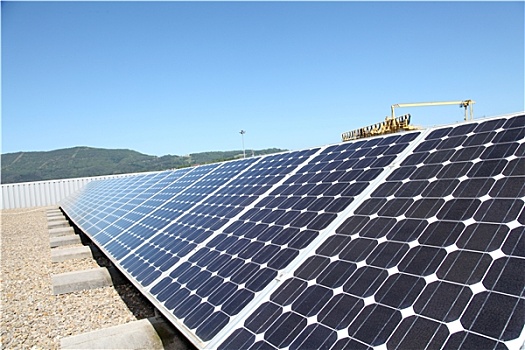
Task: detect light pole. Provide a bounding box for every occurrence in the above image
[239,130,246,158]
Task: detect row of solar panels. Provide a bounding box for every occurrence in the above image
[61,112,524,350]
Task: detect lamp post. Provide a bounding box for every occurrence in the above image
[239,130,246,158]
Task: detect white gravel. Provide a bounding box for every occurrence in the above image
[1,207,156,349]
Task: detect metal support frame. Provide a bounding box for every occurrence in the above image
[391,99,475,121]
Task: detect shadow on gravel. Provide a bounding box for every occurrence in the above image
[71,226,197,350]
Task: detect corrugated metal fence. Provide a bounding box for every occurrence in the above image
[1,173,138,210]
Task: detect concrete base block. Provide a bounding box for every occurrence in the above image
[51,246,93,262]
[52,267,126,295]
[48,220,70,230]
[47,209,63,215]
[60,317,188,350]
[47,215,66,221]
[50,235,81,248]
[49,227,76,237]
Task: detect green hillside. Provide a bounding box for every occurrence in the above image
[0,146,285,184]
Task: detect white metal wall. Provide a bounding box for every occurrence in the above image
[0,173,137,210]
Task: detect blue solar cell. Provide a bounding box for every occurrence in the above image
[461,292,524,341]
[61,113,525,349]
[387,316,450,349]
[217,113,525,350]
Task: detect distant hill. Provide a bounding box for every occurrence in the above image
[0,146,286,184]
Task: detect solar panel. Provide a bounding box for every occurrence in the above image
[61,112,525,349]
[218,113,525,350]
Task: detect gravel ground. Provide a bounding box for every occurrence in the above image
[1,207,157,349]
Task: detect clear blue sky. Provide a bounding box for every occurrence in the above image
[2,1,524,156]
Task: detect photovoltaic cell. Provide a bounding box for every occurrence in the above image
[218,113,525,350]
[148,134,418,342]
[65,170,185,238]
[61,112,525,349]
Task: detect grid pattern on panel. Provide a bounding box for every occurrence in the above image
[148,132,421,345]
[62,176,128,221]
[146,148,320,342]
[74,173,164,236]
[95,164,223,254]
[105,169,194,229]
[64,174,153,233]
[90,171,186,245]
[114,158,260,289]
[219,114,525,350]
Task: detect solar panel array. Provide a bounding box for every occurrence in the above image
[61,112,525,349]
